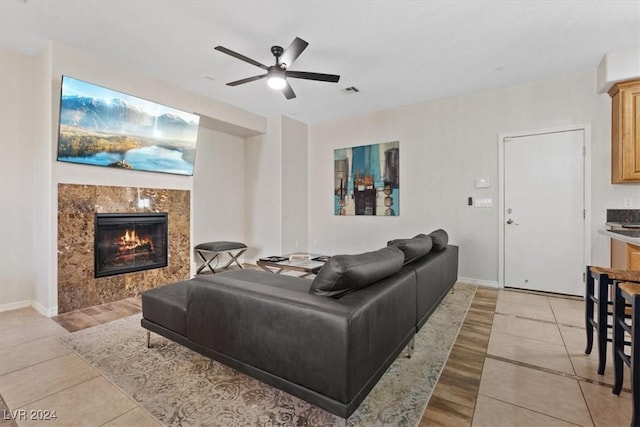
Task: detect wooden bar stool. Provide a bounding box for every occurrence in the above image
[612,281,640,427]
[585,266,640,375]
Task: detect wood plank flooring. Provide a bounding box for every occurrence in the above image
[52,298,142,332]
[419,286,498,426]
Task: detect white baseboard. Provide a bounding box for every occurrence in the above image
[0,299,32,313]
[31,300,57,317]
[0,299,57,317]
[458,277,501,288]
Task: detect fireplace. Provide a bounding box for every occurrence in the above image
[94,213,168,278]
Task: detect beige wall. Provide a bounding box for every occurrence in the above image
[242,115,309,260]
[192,126,246,269]
[244,117,283,260]
[281,116,309,254]
[0,48,36,309]
[307,68,640,285]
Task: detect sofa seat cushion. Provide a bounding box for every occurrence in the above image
[309,246,404,298]
[387,235,433,265]
[141,281,188,335]
[196,269,312,293]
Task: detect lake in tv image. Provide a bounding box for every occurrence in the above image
[57,76,200,176]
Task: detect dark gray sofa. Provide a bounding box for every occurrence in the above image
[141,231,458,419]
[387,229,459,331]
[407,244,459,330]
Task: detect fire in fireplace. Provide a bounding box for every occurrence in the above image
[94,213,168,278]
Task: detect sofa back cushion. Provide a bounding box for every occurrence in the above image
[309,246,404,298]
[418,229,448,251]
[387,235,433,265]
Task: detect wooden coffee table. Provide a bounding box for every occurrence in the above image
[257,255,328,277]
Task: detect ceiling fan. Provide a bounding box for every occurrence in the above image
[214,37,340,99]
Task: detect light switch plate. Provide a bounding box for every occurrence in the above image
[475,178,490,188]
[475,198,493,208]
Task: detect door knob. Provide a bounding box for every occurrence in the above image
[506,218,519,225]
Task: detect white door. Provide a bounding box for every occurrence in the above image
[503,130,585,296]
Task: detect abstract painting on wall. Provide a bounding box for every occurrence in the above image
[334,141,399,216]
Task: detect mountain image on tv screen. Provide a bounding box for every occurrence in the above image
[57,75,200,176]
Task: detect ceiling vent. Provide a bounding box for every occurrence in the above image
[342,86,360,94]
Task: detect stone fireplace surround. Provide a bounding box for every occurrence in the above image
[57,183,190,314]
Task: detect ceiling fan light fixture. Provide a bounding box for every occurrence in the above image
[267,75,287,90]
[267,67,287,90]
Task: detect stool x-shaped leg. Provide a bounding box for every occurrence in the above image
[196,248,247,274]
[196,250,220,274]
[221,248,247,270]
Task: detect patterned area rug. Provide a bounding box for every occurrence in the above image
[61,283,476,427]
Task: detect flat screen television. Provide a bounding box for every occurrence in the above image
[56,75,200,176]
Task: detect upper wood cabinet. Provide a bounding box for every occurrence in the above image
[610,79,640,183]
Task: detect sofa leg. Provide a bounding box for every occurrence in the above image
[146,330,150,348]
[406,335,416,357]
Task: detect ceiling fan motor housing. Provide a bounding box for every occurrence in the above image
[271,45,284,63]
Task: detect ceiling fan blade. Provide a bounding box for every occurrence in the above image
[279,37,309,68]
[286,70,340,83]
[282,82,296,99]
[215,46,269,70]
[226,74,267,86]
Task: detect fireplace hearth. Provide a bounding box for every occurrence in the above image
[94,213,168,278]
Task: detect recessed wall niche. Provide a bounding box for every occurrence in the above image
[57,183,190,313]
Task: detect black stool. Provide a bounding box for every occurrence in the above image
[195,241,247,274]
[585,266,640,374]
[613,281,640,427]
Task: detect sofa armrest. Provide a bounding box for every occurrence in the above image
[338,269,416,400]
[442,244,459,292]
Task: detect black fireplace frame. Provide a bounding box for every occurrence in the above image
[94,212,168,278]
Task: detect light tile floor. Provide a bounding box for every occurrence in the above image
[473,289,633,427]
[0,287,634,426]
[0,306,160,427]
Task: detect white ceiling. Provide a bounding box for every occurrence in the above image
[1,0,639,124]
